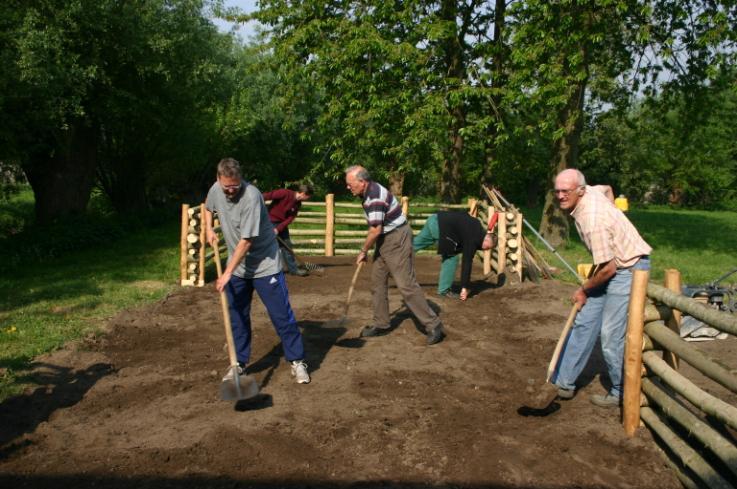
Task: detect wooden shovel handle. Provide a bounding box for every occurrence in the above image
[344,261,364,317]
[545,263,599,383]
[546,303,579,383]
[212,245,239,368]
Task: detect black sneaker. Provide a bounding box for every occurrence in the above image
[438,290,460,299]
[360,325,388,337]
[426,324,446,345]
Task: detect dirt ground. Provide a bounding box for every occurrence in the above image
[2,255,735,489]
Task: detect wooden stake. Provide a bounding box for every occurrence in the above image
[515,212,524,281]
[402,196,409,216]
[325,193,335,257]
[180,204,189,284]
[497,214,506,275]
[198,203,206,286]
[468,198,478,217]
[623,268,650,437]
[663,269,682,369]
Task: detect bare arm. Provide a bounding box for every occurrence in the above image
[572,259,617,309]
[593,185,615,203]
[357,225,383,264]
[216,238,252,292]
[205,207,217,247]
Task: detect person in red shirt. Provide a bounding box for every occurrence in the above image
[263,184,314,276]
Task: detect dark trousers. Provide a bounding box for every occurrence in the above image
[225,272,305,364]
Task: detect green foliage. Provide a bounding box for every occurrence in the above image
[2,0,736,227]
[0,190,171,273]
[0,187,34,237]
[579,80,737,209]
[1,0,241,219]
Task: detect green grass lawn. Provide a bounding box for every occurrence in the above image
[0,215,179,400]
[1,192,735,402]
[521,204,737,285]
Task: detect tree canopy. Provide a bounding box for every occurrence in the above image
[0,0,734,241]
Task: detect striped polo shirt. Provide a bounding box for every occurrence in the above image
[571,185,651,268]
[361,181,407,233]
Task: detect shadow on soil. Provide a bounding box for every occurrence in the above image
[0,475,624,489]
[0,362,113,460]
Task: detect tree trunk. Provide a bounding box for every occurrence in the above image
[439,0,465,204]
[387,169,404,197]
[538,50,588,246]
[482,0,508,186]
[108,156,149,213]
[24,121,98,224]
[441,113,464,203]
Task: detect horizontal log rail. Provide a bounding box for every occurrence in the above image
[334,218,368,225]
[291,238,325,245]
[648,283,737,336]
[642,351,737,432]
[640,407,734,489]
[644,321,737,394]
[642,377,737,479]
[288,229,329,236]
[295,248,326,254]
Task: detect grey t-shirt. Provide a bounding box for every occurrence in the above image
[205,180,281,279]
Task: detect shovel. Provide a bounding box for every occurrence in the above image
[212,244,260,401]
[527,264,599,410]
[342,261,364,322]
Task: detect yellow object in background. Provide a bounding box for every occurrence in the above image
[577,263,593,281]
[615,194,629,212]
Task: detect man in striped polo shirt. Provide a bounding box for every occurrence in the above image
[550,169,651,408]
[345,165,445,345]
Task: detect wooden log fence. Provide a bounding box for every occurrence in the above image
[180,194,475,287]
[622,267,737,487]
[479,185,552,282]
[180,189,555,286]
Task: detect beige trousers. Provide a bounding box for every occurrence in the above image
[371,224,441,332]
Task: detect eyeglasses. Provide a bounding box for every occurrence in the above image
[221,183,241,191]
[553,187,580,196]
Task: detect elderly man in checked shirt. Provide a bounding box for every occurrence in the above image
[345,165,445,345]
[550,169,651,408]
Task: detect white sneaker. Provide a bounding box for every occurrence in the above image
[291,360,310,384]
[222,363,245,382]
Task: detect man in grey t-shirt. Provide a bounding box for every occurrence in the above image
[204,158,310,384]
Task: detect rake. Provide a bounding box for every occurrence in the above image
[276,235,325,274]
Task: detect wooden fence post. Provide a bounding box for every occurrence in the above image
[325,193,334,257]
[180,204,189,284]
[496,214,507,275]
[663,269,682,369]
[198,203,206,286]
[401,196,409,216]
[623,268,650,437]
[468,198,477,217]
[515,212,524,281]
